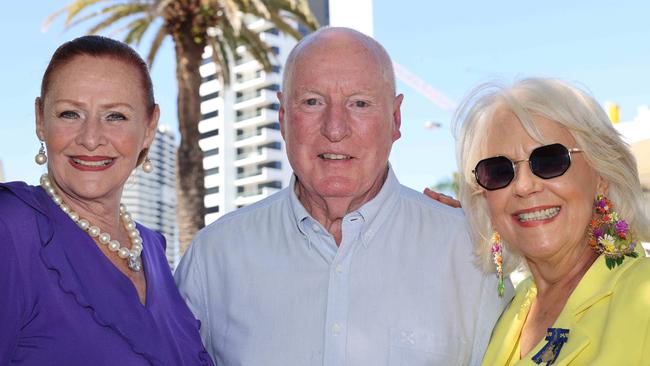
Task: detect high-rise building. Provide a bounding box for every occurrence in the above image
[122,125,179,269]
[198,22,292,225]
[198,1,373,224]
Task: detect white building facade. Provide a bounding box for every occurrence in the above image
[122,125,179,269]
[198,20,294,225]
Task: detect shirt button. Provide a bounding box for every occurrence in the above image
[332,323,342,335]
[312,224,319,232]
[335,265,343,274]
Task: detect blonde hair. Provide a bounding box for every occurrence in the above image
[454,78,650,274]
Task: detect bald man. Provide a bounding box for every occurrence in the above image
[175,27,512,365]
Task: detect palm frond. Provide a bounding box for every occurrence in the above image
[238,23,273,71]
[146,23,169,67]
[221,20,242,55]
[214,18,244,85]
[249,0,271,19]
[123,16,154,45]
[65,0,112,25]
[87,3,150,34]
[267,11,301,39]
[221,0,243,35]
[65,2,151,29]
[154,0,174,14]
[268,0,319,30]
[43,7,69,31]
[207,36,231,85]
[43,0,109,30]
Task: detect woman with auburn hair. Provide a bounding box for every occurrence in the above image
[454,78,650,365]
[0,36,213,365]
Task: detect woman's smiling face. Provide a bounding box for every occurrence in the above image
[36,55,158,203]
[482,107,606,262]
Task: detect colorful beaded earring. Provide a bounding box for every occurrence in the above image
[491,231,505,297]
[587,194,638,269]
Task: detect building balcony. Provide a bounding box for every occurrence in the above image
[235,54,255,66]
[233,127,282,148]
[233,70,264,90]
[234,147,284,167]
[234,166,283,186]
[204,191,222,209]
[236,168,263,179]
[234,70,280,92]
[233,56,261,73]
[234,186,282,206]
[234,108,278,129]
[234,89,276,110]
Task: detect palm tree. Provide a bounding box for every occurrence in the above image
[45,0,318,253]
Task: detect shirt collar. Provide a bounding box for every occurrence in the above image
[288,164,401,248]
[288,174,312,237]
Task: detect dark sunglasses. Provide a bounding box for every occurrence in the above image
[473,143,583,191]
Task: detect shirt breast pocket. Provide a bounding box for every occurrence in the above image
[388,328,467,366]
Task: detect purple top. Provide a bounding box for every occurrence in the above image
[0,181,214,366]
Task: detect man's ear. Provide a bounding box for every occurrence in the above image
[391,94,404,142]
[277,91,286,139]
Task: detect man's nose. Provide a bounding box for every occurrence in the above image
[321,103,350,142]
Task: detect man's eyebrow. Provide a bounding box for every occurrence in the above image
[294,87,320,93]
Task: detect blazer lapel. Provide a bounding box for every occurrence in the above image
[483,278,537,365]
[484,252,639,366]
[525,255,630,365]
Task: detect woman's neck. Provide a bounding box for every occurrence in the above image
[47,176,123,233]
[527,243,598,297]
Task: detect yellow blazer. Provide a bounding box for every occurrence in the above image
[482,254,650,365]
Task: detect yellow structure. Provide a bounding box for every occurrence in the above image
[606,102,620,124]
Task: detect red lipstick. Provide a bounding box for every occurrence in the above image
[68,156,115,171]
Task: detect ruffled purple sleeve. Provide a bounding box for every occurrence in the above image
[0,218,22,364]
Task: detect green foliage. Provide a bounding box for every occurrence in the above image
[45,0,319,82]
[430,172,460,198]
[44,0,319,249]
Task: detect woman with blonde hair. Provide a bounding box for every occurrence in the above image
[455,78,650,365]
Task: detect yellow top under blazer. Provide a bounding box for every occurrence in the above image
[482,253,650,366]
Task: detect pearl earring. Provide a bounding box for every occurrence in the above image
[142,156,154,173]
[35,141,47,165]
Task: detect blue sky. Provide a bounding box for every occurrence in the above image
[2,0,649,194]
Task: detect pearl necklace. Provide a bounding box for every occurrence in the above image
[40,174,143,272]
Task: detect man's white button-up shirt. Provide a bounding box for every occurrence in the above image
[175,168,512,365]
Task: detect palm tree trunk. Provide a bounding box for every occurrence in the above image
[173,32,206,254]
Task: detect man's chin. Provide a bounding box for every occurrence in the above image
[311,177,358,196]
